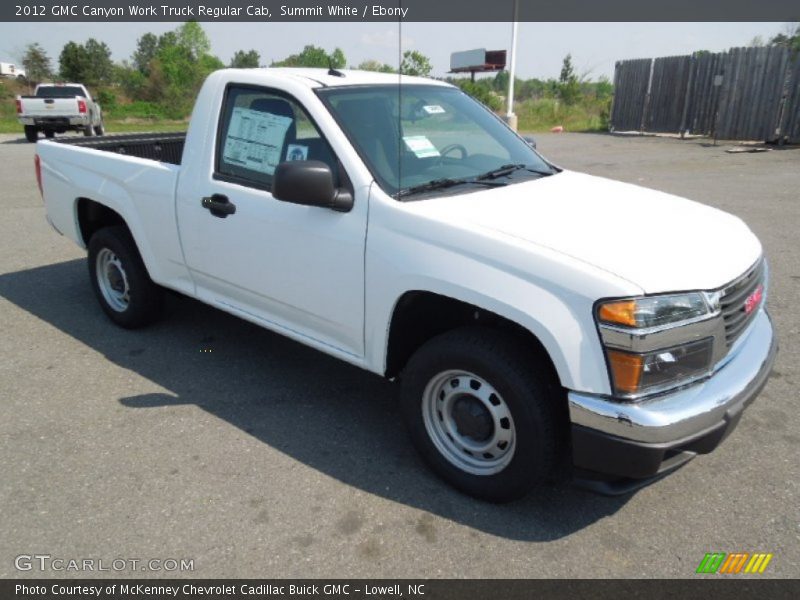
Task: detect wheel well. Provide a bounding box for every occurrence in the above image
[385,291,561,385]
[77,198,127,246]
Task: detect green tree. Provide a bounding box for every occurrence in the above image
[769,23,800,51]
[230,49,260,68]
[84,38,113,85]
[176,21,211,60]
[58,39,112,85]
[357,59,396,73]
[272,45,346,68]
[21,43,52,83]
[557,53,581,105]
[140,23,223,117]
[593,76,613,101]
[59,41,89,82]
[115,62,146,98]
[133,32,159,74]
[454,79,502,111]
[400,50,432,77]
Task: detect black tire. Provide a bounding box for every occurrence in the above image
[44,129,55,139]
[94,122,105,136]
[24,126,38,143]
[87,226,164,329]
[83,123,94,137]
[400,327,564,502]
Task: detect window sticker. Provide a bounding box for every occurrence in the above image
[403,135,440,158]
[422,105,446,114]
[222,107,293,175]
[286,144,309,161]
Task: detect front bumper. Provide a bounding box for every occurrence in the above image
[568,308,776,484]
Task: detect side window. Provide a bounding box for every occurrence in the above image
[216,86,339,190]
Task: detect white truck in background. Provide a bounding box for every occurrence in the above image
[34,68,776,502]
[17,82,104,142]
[0,62,26,79]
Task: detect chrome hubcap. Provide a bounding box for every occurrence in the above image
[96,248,130,312]
[422,370,516,475]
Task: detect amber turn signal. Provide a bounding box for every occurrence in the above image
[598,300,638,327]
[606,350,644,394]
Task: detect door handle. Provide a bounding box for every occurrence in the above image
[201,194,236,218]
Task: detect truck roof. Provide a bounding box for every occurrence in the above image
[227,67,453,89]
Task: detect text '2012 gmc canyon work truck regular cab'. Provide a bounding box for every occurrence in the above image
[36,68,776,502]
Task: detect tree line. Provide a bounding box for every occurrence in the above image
[15,23,435,119]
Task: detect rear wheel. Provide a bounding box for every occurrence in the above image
[83,124,94,137]
[94,121,105,136]
[401,327,563,502]
[24,126,38,143]
[87,226,164,328]
[44,129,55,139]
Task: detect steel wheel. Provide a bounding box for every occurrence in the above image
[422,369,516,476]
[95,247,130,312]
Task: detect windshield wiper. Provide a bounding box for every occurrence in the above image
[397,177,507,198]
[475,163,553,180]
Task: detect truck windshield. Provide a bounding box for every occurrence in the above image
[317,84,554,198]
[36,86,86,98]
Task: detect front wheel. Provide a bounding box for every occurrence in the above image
[401,327,563,502]
[87,226,164,328]
[24,126,38,143]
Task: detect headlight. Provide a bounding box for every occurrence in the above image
[596,293,719,399]
[598,293,712,328]
[605,338,714,397]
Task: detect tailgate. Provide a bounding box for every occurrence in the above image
[21,97,82,117]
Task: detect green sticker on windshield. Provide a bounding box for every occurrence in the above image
[403,135,440,158]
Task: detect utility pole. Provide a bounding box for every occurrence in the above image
[505,0,519,131]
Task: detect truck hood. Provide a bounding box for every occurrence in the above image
[412,170,762,293]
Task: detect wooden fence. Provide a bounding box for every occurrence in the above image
[611,46,800,143]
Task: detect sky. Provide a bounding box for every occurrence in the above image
[0,21,791,81]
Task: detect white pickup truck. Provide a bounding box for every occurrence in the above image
[17,82,105,142]
[36,68,776,501]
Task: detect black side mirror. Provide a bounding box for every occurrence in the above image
[522,135,537,149]
[272,160,353,212]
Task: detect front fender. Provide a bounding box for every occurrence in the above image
[364,194,643,395]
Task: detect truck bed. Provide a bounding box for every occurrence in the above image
[53,132,186,166]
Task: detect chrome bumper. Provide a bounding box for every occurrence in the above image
[18,116,88,126]
[568,308,776,445]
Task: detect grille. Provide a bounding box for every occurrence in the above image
[720,259,765,348]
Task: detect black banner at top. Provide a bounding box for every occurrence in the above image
[2,0,800,22]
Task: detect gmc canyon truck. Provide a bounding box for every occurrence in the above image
[36,69,776,501]
[17,82,105,142]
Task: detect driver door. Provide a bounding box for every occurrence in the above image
[176,85,367,358]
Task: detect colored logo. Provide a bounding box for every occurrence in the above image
[696,552,773,574]
[744,285,763,315]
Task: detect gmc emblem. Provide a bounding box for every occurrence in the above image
[744,285,763,315]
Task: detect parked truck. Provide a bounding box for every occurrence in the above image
[17,82,104,142]
[35,69,776,501]
[0,62,26,79]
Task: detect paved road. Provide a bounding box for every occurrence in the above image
[1,132,797,578]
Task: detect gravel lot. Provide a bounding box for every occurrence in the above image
[1,131,798,578]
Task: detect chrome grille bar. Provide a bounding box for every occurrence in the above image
[720,260,764,348]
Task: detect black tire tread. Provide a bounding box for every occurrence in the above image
[87,226,164,329]
[401,326,564,503]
